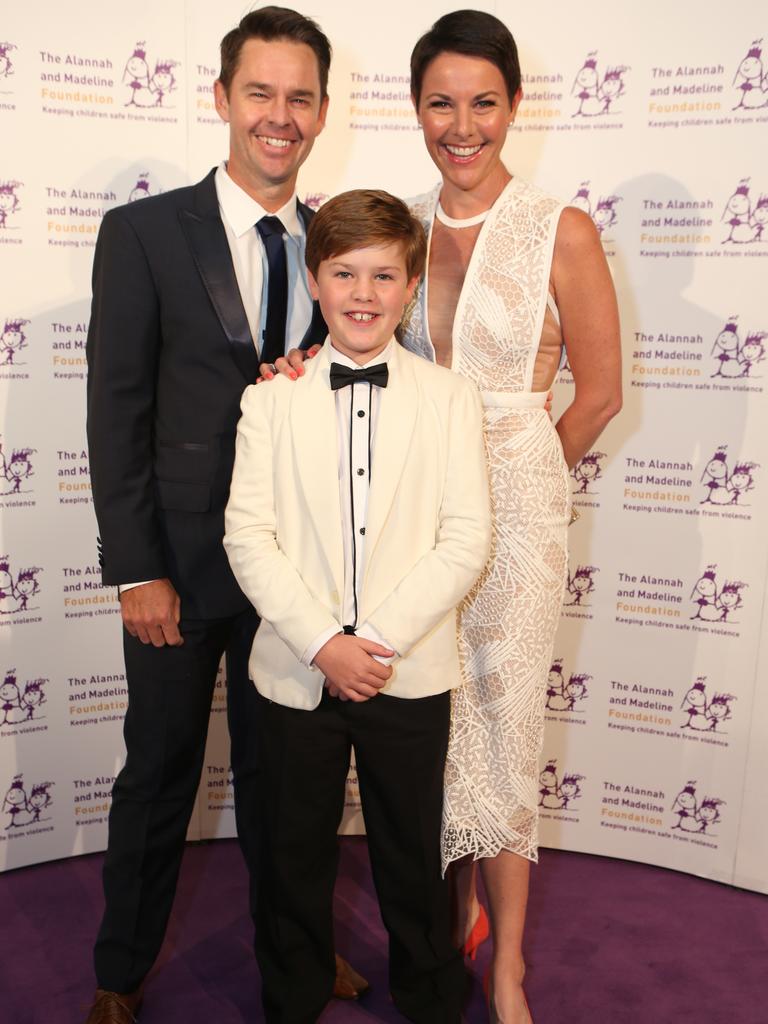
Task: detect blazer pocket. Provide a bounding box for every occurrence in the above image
[155,439,215,512]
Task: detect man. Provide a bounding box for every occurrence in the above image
[84,9,364,1022]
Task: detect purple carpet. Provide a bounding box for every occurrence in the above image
[1,838,765,1023]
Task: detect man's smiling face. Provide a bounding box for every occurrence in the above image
[215,37,328,205]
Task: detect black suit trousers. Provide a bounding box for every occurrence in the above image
[254,688,466,1024]
[94,607,259,993]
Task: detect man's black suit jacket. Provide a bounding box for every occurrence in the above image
[86,168,325,620]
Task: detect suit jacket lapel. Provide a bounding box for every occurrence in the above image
[179,169,259,384]
[297,200,327,350]
[363,346,418,597]
[290,345,344,597]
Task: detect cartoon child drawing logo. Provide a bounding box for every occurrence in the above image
[149,59,178,107]
[569,182,592,217]
[546,659,590,712]
[700,447,730,504]
[0,670,21,726]
[565,565,598,606]
[740,331,767,376]
[571,451,606,494]
[123,42,152,106]
[0,318,30,365]
[0,42,16,80]
[127,172,152,203]
[572,53,629,117]
[733,40,768,111]
[680,677,736,733]
[303,192,329,212]
[671,781,724,835]
[0,440,35,495]
[539,760,585,810]
[690,566,719,620]
[711,317,742,378]
[0,180,22,228]
[700,446,758,506]
[722,179,763,244]
[593,195,622,236]
[123,44,180,108]
[27,781,54,823]
[0,556,42,614]
[690,566,746,623]
[3,774,29,828]
[2,774,55,828]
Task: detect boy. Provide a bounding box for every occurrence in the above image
[224,190,491,1023]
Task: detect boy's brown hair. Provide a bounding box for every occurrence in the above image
[305,190,426,281]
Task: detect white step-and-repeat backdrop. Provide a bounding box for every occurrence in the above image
[1,1,766,892]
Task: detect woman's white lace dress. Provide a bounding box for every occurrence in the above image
[401,178,571,868]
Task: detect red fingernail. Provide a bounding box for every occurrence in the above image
[290,372,297,380]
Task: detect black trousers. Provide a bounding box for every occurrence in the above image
[94,607,260,993]
[254,689,465,1024]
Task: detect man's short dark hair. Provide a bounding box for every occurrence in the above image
[410,10,521,106]
[219,6,332,98]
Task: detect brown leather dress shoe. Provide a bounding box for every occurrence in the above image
[333,954,370,1000]
[84,988,143,1023]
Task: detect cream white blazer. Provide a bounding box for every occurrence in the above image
[224,341,491,710]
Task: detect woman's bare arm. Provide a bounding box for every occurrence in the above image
[552,207,622,468]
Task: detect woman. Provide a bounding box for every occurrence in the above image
[401,14,620,1020]
[267,11,621,1021]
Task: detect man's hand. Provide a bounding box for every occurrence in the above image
[120,578,183,647]
[313,633,393,702]
[257,344,321,383]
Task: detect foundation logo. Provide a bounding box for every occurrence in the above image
[700,446,758,506]
[0,318,29,366]
[303,192,329,211]
[0,41,16,81]
[733,40,768,111]
[127,172,153,202]
[538,760,585,810]
[572,53,630,117]
[0,557,42,615]
[711,318,765,379]
[671,780,724,836]
[722,179,767,244]
[3,774,54,829]
[0,179,22,228]
[690,565,746,623]
[565,564,598,607]
[680,677,735,734]
[545,658,590,714]
[569,182,622,236]
[123,43,179,108]
[571,451,606,495]
[0,670,47,727]
[0,438,35,496]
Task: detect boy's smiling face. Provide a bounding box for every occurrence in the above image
[309,242,418,365]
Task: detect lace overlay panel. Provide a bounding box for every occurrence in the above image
[403,180,571,868]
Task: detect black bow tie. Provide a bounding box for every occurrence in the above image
[329,362,389,391]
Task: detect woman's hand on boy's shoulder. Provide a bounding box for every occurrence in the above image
[257,344,321,384]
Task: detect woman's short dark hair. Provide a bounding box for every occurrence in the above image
[219,6,332,98]
[410,10,521,106]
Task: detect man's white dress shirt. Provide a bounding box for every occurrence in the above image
[120,162,312,595]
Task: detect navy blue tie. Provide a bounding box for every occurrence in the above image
[256,215,288,365]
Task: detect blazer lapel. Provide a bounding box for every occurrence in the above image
[363,346,418,593]
[179,170,259,384]
[297,200,327,350]
[290,345,344,597]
